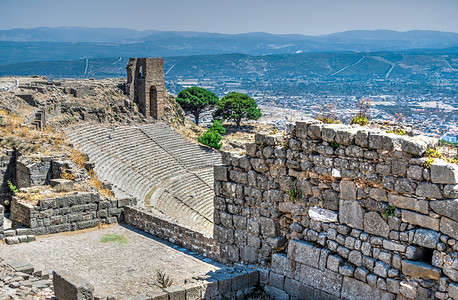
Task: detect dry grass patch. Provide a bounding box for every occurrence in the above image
[88,170,113,197]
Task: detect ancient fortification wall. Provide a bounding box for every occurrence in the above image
[214,121,458,299]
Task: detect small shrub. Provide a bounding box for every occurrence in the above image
[287,187,301,200]
[282,138,290,150]
[330,141,340,149]
[7,180,18,194]
[154,269,174,288]
[448,155,458,164]
[386,129,406,135]
[209,120,226,135]
[422,157,435,169]
[316,117,341,124]
[424,148,443,159]
[350,115,369,126]
[198,129,222,150]
[382,206,396,219]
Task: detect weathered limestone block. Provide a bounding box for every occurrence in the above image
[339,200,364,230]
[264,286,289,300]
[230,170,248,184]
[271,253,293,277]
[255,132,269,145]
[392,160,407,176]
[221,182,236,198]
[401,260,442,280]
[308,207,338,223]
[214,165,229,181]
[401,137,429,156]
[307,123,323,139]
[407,165,423,181]
[449,282,458,300]
[340,276,395,300]
[402,210,440,231]
[266,133,282,146]
[383,240,406,252]
[295,264,343,297]
[322,189,339,210]
[412,229,441,248]
[335,128,357,145]
[440,217,458,240]
[399,281,417,299]
[295,121,308,139]
[405,246,424,260]
[374,261,390,277]
[394,178,415,194]
[251,158,269,173]
[355,129,369,147]
[443,184,458,198]
[364,212,389,238]
[388,194,429,214]
[240,246,257,263]
[340,180,356,200]
[430,199,458,221]
[284,277,313,299]
[368,132,394,151]
[321,125,339,142]
[53,270,94,300]
[431,160,458,184]
[50,179,74,192]
[345,145,364,158]
[220,244,240,262]
[415,182,442,199]
[288,239,321,268]
[369,188,387,201]
[260,217,279,237]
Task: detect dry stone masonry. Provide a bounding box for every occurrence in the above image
[214,121,458,299]
[10,192,133,237]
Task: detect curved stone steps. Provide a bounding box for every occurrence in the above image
[65,123,220,236]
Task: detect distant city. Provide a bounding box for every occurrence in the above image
[165,75,457,140]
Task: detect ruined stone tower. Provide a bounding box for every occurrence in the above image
[126,58,165,119]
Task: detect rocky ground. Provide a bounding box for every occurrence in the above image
[0,258,54,300]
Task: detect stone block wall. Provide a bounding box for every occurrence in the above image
[0,150,15,207]
[16,156,52,188]
[214,121,458,299]
[124,206,219,260]
[0,205,4,239]
[11,192,133,236]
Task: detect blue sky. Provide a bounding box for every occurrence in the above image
[1,0,457,35]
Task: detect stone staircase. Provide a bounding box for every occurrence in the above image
[66,123,221,236]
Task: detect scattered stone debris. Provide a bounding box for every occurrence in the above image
[0,259,54,299]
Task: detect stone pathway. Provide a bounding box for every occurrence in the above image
[0,224,224,299]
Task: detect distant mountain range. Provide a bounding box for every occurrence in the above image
[1,51,456,81]
[0,27,457,65]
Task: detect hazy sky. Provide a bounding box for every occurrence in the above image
[1,0,457,35]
